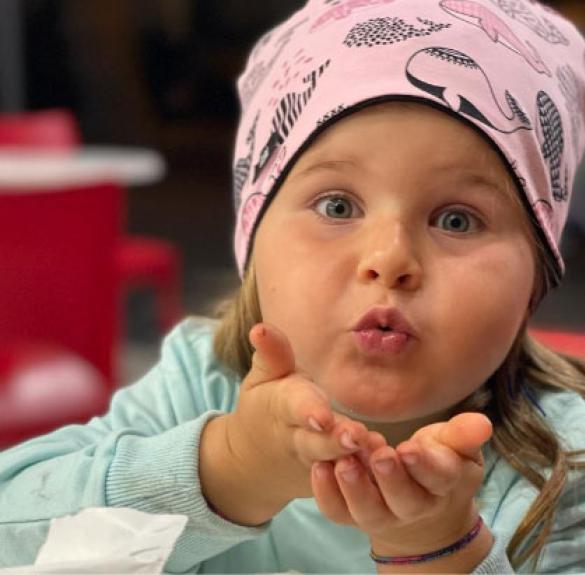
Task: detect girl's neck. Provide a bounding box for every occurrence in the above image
[331,400,452,446]
[363,411,450,446]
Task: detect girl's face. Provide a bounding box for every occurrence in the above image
[253,102,535,425]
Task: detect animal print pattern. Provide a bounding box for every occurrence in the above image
[317,105,347,127]
[505,91,531,127]
[240,18,309,109]
[268,49,315,108]
[537,91,568,201]
[439,0,551,76]
[233,114,259,211]
[406,47,532,133]
[557,65,582,162]
[489,0,569,44]
[310,0,397,32]
[343,17,451,48]
[252,60,331,184]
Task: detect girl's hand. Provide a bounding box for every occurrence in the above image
[311,413,494,569]
[201,322,378,525]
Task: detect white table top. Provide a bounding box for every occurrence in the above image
[0,146,166,189]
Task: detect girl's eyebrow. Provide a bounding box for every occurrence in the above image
[423,161,511,199]
[292,158,511,198]
[292,159,359,180]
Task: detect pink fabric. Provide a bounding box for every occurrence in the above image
[232,0,585,285]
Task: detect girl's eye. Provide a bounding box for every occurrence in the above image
[434,208,482,233]
[314,195,359,219]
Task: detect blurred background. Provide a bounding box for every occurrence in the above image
[0,0,584,446]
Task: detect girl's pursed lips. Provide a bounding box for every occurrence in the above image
[351,306,417,356]
[351,306,417,338]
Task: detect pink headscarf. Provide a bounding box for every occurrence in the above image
[232,0,585,287]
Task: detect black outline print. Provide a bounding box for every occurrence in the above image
[343,16,450,48]
[317,105,347,127]
[253,59,331,184]
[536,90,568,202]
[406,47,532,134]
[233,113,259,211]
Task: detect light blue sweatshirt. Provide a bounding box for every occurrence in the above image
[1,318,585,573]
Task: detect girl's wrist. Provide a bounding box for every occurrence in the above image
[370,515,494,574]
[200,414,287,526]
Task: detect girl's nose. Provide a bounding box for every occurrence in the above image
[356,222,423,291]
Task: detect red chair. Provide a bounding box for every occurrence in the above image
[0,109,183,333]
[0,109,80,149]
[530,328,585,358]
[0,183,122,447]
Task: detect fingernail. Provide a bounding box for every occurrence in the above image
[373,457,394,475]
[313,462,328,480]
[401,452,418,467]
[340,464,359,483]
[308,417,324,432]
[340,431,358,451]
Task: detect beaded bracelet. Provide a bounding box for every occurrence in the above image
[369,516,484,565]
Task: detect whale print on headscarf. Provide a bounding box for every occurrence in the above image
[488,0,569,45]
[406,47,532,134]
[343,16,450,48]
[440,0,551,76]
[536,90,568,202]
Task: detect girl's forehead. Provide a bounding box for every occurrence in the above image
[294,103,510,180]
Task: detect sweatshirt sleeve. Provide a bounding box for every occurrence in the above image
[0,318,267,573]
[473,534,514,574]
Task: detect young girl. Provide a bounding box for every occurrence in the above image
[2,0,585,572]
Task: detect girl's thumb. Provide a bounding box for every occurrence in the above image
[438,412,493,463]
[246,323,296,387]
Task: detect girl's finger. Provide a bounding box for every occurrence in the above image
[370,446,436,520]
[333,455,390,527]
[396,437,463,497]
[437,413,493,463]
[293,420,370,464]
[355,431,388,481]
[311,461,354,525]
[278,375,335,432]
[245,323,296,388]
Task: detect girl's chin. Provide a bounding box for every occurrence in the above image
[316,369,420,422]
[328,388,426,423]
[330,398,401,423]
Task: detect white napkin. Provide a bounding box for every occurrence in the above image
[0,507,187,574]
